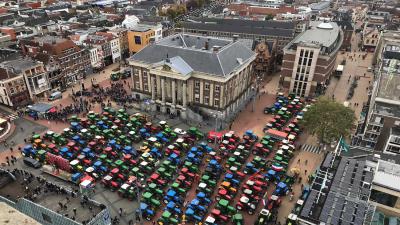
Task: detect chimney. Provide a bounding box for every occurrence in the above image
[233,34,239,42]
[204,41,209,50]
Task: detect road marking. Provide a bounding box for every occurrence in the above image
[301,144,321,154]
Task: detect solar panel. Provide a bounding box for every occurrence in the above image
[331,215,340,225]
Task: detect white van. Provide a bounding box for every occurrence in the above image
[48,91,62,101]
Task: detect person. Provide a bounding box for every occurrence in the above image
[297,159,300,164]
[119,208,123,217]
[305,170,307,175]
[305,160,308,165]
[73,208,77,216]
[290,192,294,201]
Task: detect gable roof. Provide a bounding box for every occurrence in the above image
[131,34,256,77]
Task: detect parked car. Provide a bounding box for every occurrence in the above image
[48,91,62,101]
[23,157,42,169]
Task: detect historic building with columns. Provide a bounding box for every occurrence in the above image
[128,34,256,120]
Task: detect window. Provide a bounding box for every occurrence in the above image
[204,96,209,104]
[214,99,219,107]
[134,36,141,45]
[144,84,148,91]
[215,85,220,92]
[195,81,200,87]
[300,50,304,57]
[370,189,398,207]
[205,83,210,90]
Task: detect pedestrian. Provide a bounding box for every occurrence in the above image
[119,208,123,217]
[297,159,300,164]
[73,208,77,216]
[305,160,308,165]
[290,192,294,201]
[152,221,156,225]
[58,202,63,209]
[305,170,307,175]
[10,147,13,152]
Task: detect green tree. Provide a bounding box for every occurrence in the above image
[265,14,274,20]
[301,97,355,144]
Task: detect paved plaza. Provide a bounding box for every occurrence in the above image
[0,29,375,225]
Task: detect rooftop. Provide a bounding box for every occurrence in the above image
[182,18,295,38]
[0,58,41,73]
[373,160,400,192]
[299,153,375,225]
[292,21,341,49]
[130,34,256,77]
[0,170,103,224]
[375,54,400,103]
[0,202,40,225]
[32,36,67,45]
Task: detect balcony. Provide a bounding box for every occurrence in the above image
[31,86,50,95]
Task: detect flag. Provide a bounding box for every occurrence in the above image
[339,137,350,152]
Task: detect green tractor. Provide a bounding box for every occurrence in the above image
[232,213,244,225]
[110,70,121,81]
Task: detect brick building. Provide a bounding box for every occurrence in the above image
[20,36,91,90]
[281,21,343,97]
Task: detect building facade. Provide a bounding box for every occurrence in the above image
[282,22,343,97]
[108,28,129,59]
[370,160,400,217]
[128,34,256,120]
[352,43,400,151]
[363,24,380,52]
[0,68,30,108]
[253,40,277,77]
[0,58,50,100]
[127,24,162,54]
[20,36,91,90]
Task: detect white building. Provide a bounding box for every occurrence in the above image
[89,47,102,68]
[122,15,140,29]
[110,36,121,63]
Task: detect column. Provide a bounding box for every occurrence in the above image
[151,76,156,100]
[138,70,143,91]
[130,67,134,90]
[172,79,176,105]
[161,78,166,103]
[182,81,187,108]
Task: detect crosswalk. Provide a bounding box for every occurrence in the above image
[1,113,19,121]
[301,144,322,154]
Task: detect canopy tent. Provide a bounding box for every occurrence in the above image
[28,103,54,113]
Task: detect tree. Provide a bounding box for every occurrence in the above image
[301,97,355,144]
[265,14,274,20]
